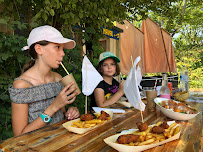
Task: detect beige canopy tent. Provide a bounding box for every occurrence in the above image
[116,20,145,75]
[116,18,177,75]
[141,18,177,73]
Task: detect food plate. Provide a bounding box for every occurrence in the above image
[154,97,199,120]
[104,121,181,152]
[62,110,113,134]
[119,101,132,108]
[119,96,128,101]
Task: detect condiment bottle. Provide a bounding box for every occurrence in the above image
[160,74,170,99]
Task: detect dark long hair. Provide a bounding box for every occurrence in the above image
[97,58,120,76]
[22,41,50,73]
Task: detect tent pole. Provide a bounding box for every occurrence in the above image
[160,28,171,74]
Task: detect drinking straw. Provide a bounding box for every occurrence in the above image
[153,79,157,90]
[120,72,124,81]
[60,62,69,75]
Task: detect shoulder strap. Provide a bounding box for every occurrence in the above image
[14,78,35,86]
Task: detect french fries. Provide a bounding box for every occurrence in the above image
[169,127,175,135]
[72,119,107,128]
[116,121,181,146]
[85,119,103,124]
[138,139,155,146]
[155,121,162,126]
[145,126,152,133]
[168,122,177,130]
[133,131,146,136]
[173,126,180,136]
[71,113,111,128]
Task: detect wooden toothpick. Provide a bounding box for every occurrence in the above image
[85,63,88,114]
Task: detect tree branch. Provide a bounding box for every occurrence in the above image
[171,0,187,37]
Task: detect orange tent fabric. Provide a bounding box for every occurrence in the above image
[141,18,177,73]
[116,20,145,75]
[161,28,177,73]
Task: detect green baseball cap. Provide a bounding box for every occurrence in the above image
[99,51,120,63]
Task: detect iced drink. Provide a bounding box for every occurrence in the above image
[146,90,157,111]
[60,73,81,95]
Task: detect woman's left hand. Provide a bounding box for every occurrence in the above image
[65,107,80,120]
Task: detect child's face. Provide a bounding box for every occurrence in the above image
[101,58,116,77]
[40,42,65,69]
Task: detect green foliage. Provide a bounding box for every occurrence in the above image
[134,0,203,89]
[0,33,28,141]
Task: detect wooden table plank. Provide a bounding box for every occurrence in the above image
[65,110,166,152]
[101,102,202,152]
[0,101,202,152]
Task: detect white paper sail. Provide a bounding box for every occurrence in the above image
[124,56,146,111]
[137,65,142,89]
[82,56,103,96]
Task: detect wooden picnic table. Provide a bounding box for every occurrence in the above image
[0,100,202,152]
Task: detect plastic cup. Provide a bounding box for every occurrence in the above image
[60,73,81,95]
[143,87,154,97]
[168,82,173,96]
[146,90,157,111]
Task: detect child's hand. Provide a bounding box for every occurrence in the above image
[53,82,77,111]
[119,80,125,91]
[65,107,80,120]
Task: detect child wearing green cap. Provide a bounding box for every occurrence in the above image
[90,51,125,108]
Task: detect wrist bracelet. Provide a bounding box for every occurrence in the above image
[40,113,52,123]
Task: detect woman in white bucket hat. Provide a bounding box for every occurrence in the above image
[8,25,80,136]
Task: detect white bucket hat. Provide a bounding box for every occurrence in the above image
[22,25,76,50]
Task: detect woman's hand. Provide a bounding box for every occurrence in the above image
[65,107,80,120]
[52,82,78,112]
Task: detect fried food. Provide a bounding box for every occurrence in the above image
[163,132,172,139]
[72,111,111,128]
[98,111,110,120]
[137,138,155,146]
[168,122,177,130]
[152,126,165,134]
[173,126,180,136]
[133,131,146,136]
[117,134,139,144]
[155,121,162,126]
[159,99,198,114]
[136,122,148,132]
[80,112,95,121]
[145,126,152,133]
[160,121,169,129]
[116,121,181,146]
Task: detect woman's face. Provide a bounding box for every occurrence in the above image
[101,58,116,77]
[40,42,65,69]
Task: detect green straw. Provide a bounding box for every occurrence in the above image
[120,72,124,80]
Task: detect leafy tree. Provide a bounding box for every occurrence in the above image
[133,0,203,89]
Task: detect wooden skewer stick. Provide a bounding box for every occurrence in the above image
[85,95,87,114]
[139,102,144,123]
[85,63,88,114]
[131,55,144,123]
